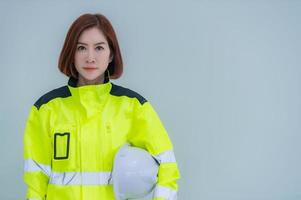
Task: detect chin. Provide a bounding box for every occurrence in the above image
[80,72,103,81]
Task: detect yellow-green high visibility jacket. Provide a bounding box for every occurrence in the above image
[23,77,180,200]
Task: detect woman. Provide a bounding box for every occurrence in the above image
[23,13,180,200]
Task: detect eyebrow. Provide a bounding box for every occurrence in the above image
[77,42,106,46]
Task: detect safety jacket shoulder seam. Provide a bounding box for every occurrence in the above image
[110,83,147,105]
[34,85,71,110]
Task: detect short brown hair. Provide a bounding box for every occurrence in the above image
[58,13,123,79]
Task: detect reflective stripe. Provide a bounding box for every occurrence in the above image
[24,159,112,186]
[24,159,51,177]
[153,185,177,200]
[153,150,176,164]
[49,171,112,185]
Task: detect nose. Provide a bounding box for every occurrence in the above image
[86,49,96,63]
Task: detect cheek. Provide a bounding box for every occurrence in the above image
[74,54,85,64]
[97,53,111,63]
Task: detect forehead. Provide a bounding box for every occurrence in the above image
[78,27,108,43]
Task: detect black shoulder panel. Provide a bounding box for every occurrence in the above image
[34,86,71,110]
[110,83,147,105]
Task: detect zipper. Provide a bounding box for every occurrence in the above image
[101,119,105,171]
[77,111,83,200]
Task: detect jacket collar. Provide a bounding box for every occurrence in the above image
[67,76,112,102]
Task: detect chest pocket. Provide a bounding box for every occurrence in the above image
[51,124,78,171]
[54,132,70,160]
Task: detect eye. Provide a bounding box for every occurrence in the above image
[96,46,104,51]
[77,46,86,51]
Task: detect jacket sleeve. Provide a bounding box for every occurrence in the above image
[129,100,181,200]
[23,105,52,200]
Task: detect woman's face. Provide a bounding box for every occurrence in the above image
[74,27,112,82]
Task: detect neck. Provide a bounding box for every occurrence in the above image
[77,74,105,87]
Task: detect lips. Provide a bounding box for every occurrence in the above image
[83,66,97,69]
[83,67,97,71]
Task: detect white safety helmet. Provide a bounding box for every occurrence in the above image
[112,143,159,200]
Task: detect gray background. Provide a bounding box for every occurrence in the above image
[0,0,300,199]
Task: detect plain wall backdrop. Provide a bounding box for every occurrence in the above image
[0,0,301,199]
